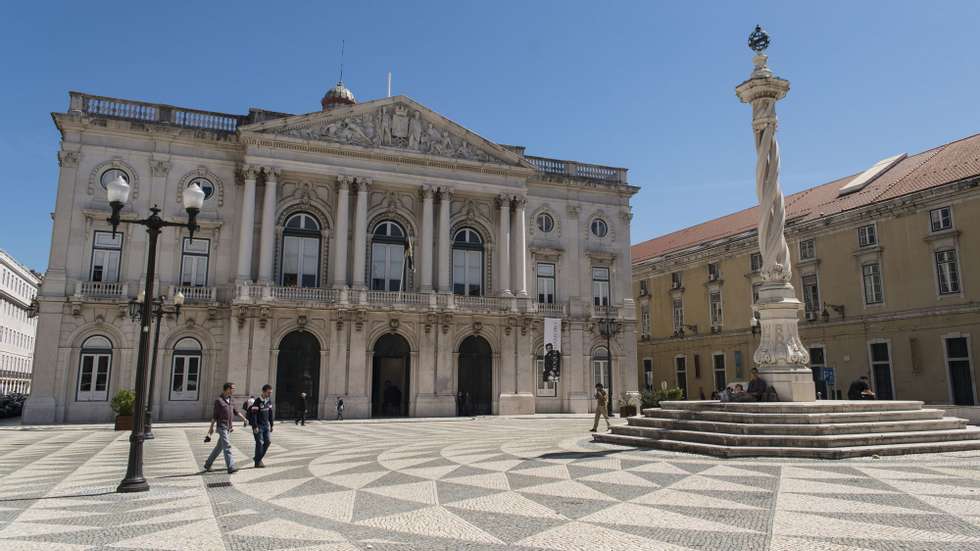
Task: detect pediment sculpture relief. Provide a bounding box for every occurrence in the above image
[278,103,500,163]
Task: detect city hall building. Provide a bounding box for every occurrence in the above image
[24,84,639,423]
[632,133,980,406]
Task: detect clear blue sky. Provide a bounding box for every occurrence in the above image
[3,1,979,271]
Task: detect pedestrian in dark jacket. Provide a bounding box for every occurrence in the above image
[249,384,274,468]
[295,392,307,425]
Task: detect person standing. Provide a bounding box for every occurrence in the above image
[249,384,274,468]
[590,383,611,433]
[204,382,248,474]
[336,396,345,421]
[295,391,307,425]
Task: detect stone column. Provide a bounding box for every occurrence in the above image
[437,187,452,293]
[496,194,512,297]
[735,26,814,401]
[420,185,435,292]
[257,167,279,285]
[351,178,370,290]
[236,166,258,283]
[333,176,352,288]
[511,196,528,297]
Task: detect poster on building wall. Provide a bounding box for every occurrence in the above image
[543,317,561,382]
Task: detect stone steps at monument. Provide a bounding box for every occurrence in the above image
[641,407,945,425]
[627,415,967,435]
[592,432,980,459]
[610,424,980,448]
[650,400,926,414]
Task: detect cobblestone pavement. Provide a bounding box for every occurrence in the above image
[0,417,979,550]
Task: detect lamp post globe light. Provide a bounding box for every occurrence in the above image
[108,176,203,493]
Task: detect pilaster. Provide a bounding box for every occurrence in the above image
[333,176,352,289]
[257,167,280,284]
[236,166,258,283]
[351,178,370,290]
[497,194,512,297]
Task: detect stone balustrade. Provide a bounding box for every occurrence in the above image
[74,280,128,299]
[69,91,245,133]
[168,285,217,304]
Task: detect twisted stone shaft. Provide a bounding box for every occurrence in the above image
[753,99,791,283]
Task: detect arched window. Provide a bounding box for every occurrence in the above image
[452,228,484,296]
[371,220,406,291]
[78,336,112,402]
[591,346,610,390]
[281,213,321,288]
[591,218,608,238]
[170,338,202,401]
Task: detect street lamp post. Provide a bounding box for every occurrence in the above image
[598,318,621,415]
[107,175,204,493]
[128,291,184,440]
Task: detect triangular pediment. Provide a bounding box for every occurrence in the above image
[239,96,531,168]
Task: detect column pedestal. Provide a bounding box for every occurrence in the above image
[754,282,815,402]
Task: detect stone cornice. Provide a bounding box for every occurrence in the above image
[53,112,242,151]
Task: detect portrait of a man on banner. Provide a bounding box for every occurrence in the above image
[543,318,561,382]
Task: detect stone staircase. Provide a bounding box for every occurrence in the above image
[593,400,980,459]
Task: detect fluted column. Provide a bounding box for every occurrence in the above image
[437,187,452,293]
[511,196,528,297]
[496,194,512,297]
[420,185,435,292]
[236,166,258,283]
[333,176,352,288]
[257,167,279,284]
[351,178,370,289]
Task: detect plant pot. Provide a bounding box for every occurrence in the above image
[114,415,133,431]
[619,406,637,418]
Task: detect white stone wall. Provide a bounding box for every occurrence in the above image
[24,93,638,423]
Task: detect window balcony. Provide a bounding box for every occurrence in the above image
[592,304,619,318]
[73,280,128,299]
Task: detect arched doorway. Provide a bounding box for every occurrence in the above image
[276,331,320,419]
[372,334,410,417]
[458,336,492,416]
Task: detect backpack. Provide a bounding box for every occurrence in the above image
[763,385,780,403]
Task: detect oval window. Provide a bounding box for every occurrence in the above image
[591,218,608,238]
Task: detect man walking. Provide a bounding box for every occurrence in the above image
[295,391,307,425]
[336,396,345,421]
[249,384,274,468]
[204,382,248,474]
[590,383,611,433]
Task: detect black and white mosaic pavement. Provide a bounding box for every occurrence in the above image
[0,417,979,550]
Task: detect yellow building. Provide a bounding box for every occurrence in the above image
[633,133,980,405]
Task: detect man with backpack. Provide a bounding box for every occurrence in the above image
[248,384,274,468]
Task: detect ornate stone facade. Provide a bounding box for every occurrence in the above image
[24,90,638,423]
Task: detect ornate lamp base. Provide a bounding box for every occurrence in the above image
[754,281,816,402]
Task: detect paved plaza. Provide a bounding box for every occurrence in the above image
[0,417,979,550]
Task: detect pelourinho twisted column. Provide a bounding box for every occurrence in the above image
[735,26,814,401]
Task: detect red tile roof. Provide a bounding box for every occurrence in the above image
[632,132,980,264]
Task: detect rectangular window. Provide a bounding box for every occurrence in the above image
[671,272,682,289]
[180,238,210,287]
[802,274,820,317]
[672,298,683,332]
[90,231,123,283]
[862,262,883,304]
[936,249,960,295]
[536,353,558,397]
[640,305,651,337]
[707,262,720,281]
[712,353,726,393]
[930,206,953,232]
[170,354,201,401]
[77,353,110,401]
[858,224,878,247]
[869,342,894,400]
[945,337,975,406]
[592,267,610,306]
[675,356,687,399]
[639,279,648,295]
[734,350,744,379]
[643,358,653,390]
[750,252,762,272]
[799,238,815,260]
[709,291,723,327]
[536,263,556,304]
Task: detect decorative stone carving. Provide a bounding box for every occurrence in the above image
[236,305,248,328]
[424,312,437,334]
[440,313,453,335]
[353,310,366,332]
[149,159,171,177]
[389,318,400,333]
[472,321,483,334]
[58,150,81,168]
[207,307,217,321]
[275,102,499,163]
[296,312,307,330]
[185,317,197,329]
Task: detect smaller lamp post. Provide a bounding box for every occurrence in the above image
[128,291,183,439]
[109,175,204,493]
[597,317,621,415]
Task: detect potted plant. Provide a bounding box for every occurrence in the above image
[111,389,136,431]
[618,392,638,418]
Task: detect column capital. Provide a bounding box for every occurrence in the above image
[512,195,527,209]
[263,167,281,182]
[241,165,259,181]
[438,186,454,199]
[496,193,511,208]
[355,177,371,193]
[337,175,353,191]
[420,184,434,199]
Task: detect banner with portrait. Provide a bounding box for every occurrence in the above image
[543,317,561,382]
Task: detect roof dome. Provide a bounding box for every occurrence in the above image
[321,81,356,110]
